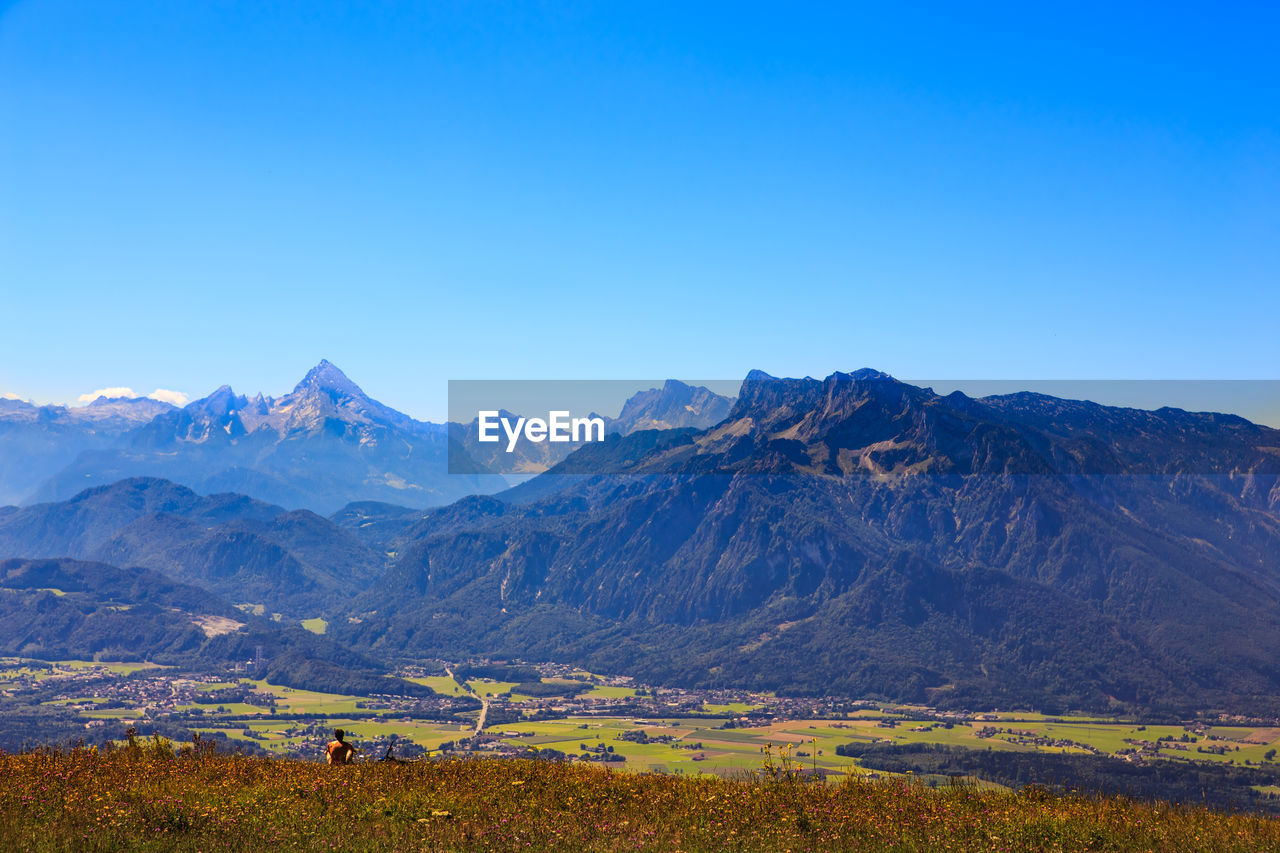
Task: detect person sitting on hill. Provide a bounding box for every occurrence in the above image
[326,728,356,765]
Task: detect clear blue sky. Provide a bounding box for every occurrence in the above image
[2,1,1276,421]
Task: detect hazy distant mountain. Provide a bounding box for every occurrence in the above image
[0,556,438,699]
[27,361,501,513]
[0,556,236,661]
[343,369,1280,714]
[329,500,426,551]
[0,478,386,617]
[0,395,175,429]
[0,395,175,505]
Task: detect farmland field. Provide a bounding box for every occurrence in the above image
[7,659,1280,798]
[404,675,468,696]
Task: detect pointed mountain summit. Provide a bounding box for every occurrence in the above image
[270,360,423,435]
[188,385,248,416]
[292,359,368,399]
[129,386,248,445]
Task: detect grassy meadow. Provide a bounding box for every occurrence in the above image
[3,743,1279,852]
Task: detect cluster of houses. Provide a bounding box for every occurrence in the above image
[974,725,1102,754]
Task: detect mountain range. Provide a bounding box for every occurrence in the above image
[341,370,1280,712]
[2,367,1278,713]
[21,361,498,513]
[2,363,734,513]
[0,395,175,505]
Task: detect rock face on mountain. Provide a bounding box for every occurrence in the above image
[26,362,502,513]
[608,379,735,433]
[343,370,1280,714]
[0,396,176,505]
[0,478,387,617]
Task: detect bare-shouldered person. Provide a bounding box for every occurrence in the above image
[326,728,356,765]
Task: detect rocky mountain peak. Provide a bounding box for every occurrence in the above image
[731,368,915,423]
[269,360,428,437]
[613,380,734,432]
[188,385,247,416]
[293,360,367,401]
